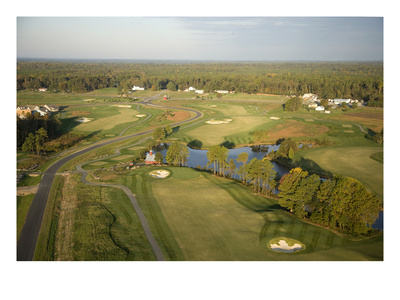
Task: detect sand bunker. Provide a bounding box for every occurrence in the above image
[113,105,132,108]
[76,117,93,123]
[135,114,146,117]
[206,119,232,125]
[149,170,171,179]
[268,238,304,253]
[269,117,281,120]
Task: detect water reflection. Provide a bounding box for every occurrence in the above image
[153,144,289,177]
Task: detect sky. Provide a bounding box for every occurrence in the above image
[17,17,383,61]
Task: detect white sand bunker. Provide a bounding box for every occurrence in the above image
[268,238,304,253]
[76,117,93,123]
[206,119,232,125]
[269,117,281,120]
[113,105,132,108]
[149,170,171,179]
[135,114,146,117]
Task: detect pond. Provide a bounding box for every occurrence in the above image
[152,144,289,177]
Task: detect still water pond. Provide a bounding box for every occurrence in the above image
[152,144,289,177]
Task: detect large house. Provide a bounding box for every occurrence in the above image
[132,86,145,91]
[145,150,158,165]
[44,104,60,112]
[16,106,32,118]
[16,105,52,118]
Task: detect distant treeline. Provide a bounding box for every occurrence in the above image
[17,61,383,105]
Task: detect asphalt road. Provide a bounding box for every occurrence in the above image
[17,91,202,261]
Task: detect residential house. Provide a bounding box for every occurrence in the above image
[34,106,51,117]
[315,106,325,111]
[38,88,48,92]
[332,98,351,105]
[16,106,32,118]
[132,86,145,91]
[44,104,60,112]
[195,90,204,94]
[308,103,318,109]
[216,90,229,94]
[145,150,157,165]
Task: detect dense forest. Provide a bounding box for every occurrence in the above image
[17,61,383,106]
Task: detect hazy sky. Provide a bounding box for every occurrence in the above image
[17,17,383,61]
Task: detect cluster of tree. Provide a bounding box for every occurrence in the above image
[205,146,278,196]
[157,110,174,122]
[267,139,299,160]
[152,125,173,141]
[278,167,381,236]
[17,61,383,106]
[165,142,190,166]
[17,114,61,149]
[21,128,48,155]
[284,97,303,112]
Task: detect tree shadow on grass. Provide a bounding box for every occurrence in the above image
[294,157,333,178]
[220,140,235,149]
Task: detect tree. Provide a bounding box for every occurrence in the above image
[166,81,177,91]
[320,99,329,107]
[34,128,48,155]
[22,133,36,154]
[236,152,249,184]
[155,152,164,165]
[278,167,309,213]
[164,125,173,136]
[227,159,236,178]
[288,147,295,160]
[166,142,190,166]
[261,158,277,196]
[373,130,383,144]
[284,97,303,112]
[152,127,166,141]
[217,145,229,177]
[276,139,298,158]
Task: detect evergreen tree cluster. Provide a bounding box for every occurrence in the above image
[17,61,383,105]
[278,167,381,236]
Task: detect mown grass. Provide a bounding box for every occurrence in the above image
[17,194,35,240]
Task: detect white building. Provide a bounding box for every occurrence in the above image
[216,90,229,94]
[195,90,204,94]
[332,99,351,105]
[315,106,325,111]
[188,87,196,91]
[132,86,145,91]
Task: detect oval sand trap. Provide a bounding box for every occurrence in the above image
[149,170,171,179]
[268,237,305,253]
[206,119,232,125]
[135,114,146,117]
[76,117,93,123]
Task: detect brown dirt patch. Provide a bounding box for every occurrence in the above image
[332,110,383,132]
[17,185,38,196]
[268,120,330,141]
[167,111,191,121]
